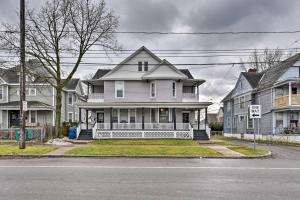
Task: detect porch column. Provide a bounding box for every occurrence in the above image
[173,108,176,130]
[110,107,113,130]
[142,107,145,130]
[85,109,88,130]
[289,81,292,106]
[197,109,200,130]
[205,108,208,129]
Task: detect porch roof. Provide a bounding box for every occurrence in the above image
[273,106,300,112]
[77,101,212,109]
[0,101,54,110]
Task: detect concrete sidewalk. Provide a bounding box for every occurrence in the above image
[45,146,76,156]
[202,144,244,157]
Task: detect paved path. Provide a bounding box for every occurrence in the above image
[45,145,75,155]
[203,144,244,157]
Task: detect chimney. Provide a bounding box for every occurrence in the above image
[248,68,257,73]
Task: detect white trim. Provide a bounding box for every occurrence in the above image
[52,87,55,106]
[52,110,55,126]
[0,85,3,101]
[68,92,73,105]
[6,85,8,102]
[239,95,246,109]
[115,81,125,98]
[96,111,105,123]
[0,77,7,84]
[172,81,176,98]
[246,115,254,129]
[28,110,37,124]
[150,81,156,98]
[68,112,74,122]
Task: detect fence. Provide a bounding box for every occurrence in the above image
[0,127,46,143]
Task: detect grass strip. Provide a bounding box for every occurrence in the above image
[228,146,269,156]
[66,145,221,156]
[0,145,57,155]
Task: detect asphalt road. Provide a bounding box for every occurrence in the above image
[0,144,300,200]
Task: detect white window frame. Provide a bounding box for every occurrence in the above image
[17,88,37,96]
[239,96,245,109]
[138,62,143,71]
[68,93,73,105]
[115,81,125,98]
[0,85,3,100]
[227,101,231,111]
[68,112,74,122]
[29,110,37,124]
[247,115,254,129]
[172,81,176,98]
[150,81,156,98]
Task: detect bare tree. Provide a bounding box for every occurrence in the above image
[248,48,283,72]
[0,0,119,136]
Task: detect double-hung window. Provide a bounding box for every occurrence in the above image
[115,81,124,98]
[68,112,73,122]
[150,82,156,97]
[247,116,254,129]
[144,62,148,71]
[239,96,245,109]
[138,62,143,71]
[0,86,3,100]
[68,93,73,105]
[172,81,176,98]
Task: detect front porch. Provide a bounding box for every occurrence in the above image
[77,102,211,140]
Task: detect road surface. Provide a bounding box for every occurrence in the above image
[0,144,300,200]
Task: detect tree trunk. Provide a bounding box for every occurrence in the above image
[55,87,63,138]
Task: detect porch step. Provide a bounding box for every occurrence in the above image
[193,130,209,140]
[78,129,93,140]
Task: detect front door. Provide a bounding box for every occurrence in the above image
[10,111,20,127]
[182,113,189,123]
[96,112,104,123]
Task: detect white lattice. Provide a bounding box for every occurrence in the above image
[144,131,175,138]
[176,131,192,139]
[112,131,143,138]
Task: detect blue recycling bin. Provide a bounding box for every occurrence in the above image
[68,127,77,139]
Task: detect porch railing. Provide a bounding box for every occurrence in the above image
[275,94,300,108]
[94,123,190,130]
[182,93,198,101]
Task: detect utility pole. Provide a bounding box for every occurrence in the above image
[19,0,26,149]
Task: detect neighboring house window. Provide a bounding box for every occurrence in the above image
[68,93,73,105]
[17,88,36,96]
[172,81,176,98]
[227,117,231,128]
[233,116,237,128]
[150,82,156,97]
[247,116,254,129]
[276,113,283,128]
[30,111,37,123]
[144,61,148,71]
[138,62,143,71]
[240,80,243,90]
[239,96,245,109]
[227,101,231,111]
[239,115,245,122]
[292,87,297,94]
[0,86,3,100]
[115,81,124,98]
[68,112,73,122]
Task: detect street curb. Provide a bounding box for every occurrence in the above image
[0,151,272,159]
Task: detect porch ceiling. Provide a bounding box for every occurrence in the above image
[77,101,212,109]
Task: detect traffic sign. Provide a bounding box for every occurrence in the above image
[23,101,28,111]
[249,105,261,119]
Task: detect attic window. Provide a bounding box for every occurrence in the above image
[138,62,143,71]
[144,62,148,71]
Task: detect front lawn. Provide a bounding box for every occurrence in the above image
[0,145,57,155]
[90,139,199,146]
[65,145,221,156]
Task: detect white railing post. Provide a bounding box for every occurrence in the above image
[289,81,292,106]
[92,123,97,139]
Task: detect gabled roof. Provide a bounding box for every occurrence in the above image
[101,46,163,79]
[142,59,188,80]
[179,69,194,79]
[257,53,300,90]
[62,78,80,90]
[92,69,111,79]
[221,89,234,102]
[241,72,264,89]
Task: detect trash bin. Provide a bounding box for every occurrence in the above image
[68,127,77,139]
[14,128,20,141]
[14,128,32,141]
[26,129,33,140]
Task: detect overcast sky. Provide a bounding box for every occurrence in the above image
[1,0,300,112]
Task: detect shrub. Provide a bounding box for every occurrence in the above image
[209,122,223,131]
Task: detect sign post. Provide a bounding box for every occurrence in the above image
[249,105,261,151]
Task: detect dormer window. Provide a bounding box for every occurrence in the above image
[144,62,148,71]
[138,62,143,71]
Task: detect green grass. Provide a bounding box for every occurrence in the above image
[90,139,199,146]
[228,146,269,156]
[66,145,221,156]
[0,145,57,155]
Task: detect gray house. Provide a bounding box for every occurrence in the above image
[78,46,212,140]
[222,53,300,136]
[0,60,85,128]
